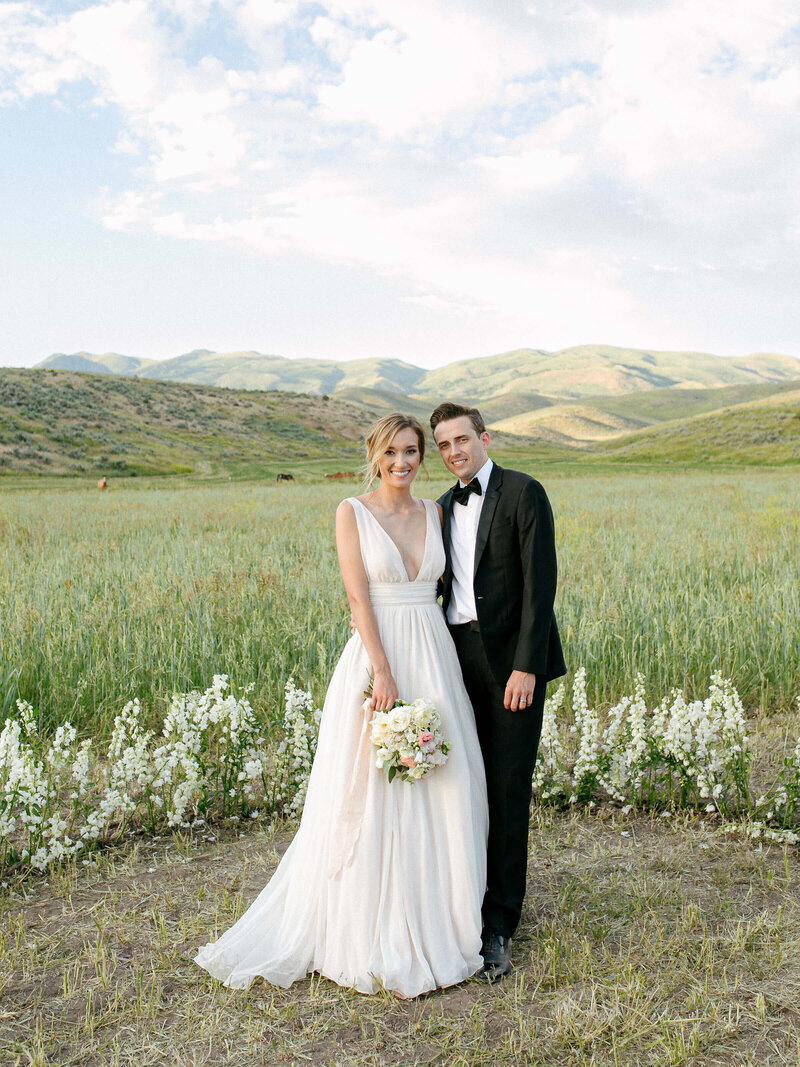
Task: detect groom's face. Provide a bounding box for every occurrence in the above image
[433,416,490,484]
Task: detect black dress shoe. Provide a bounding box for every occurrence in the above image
[477,933,512,983]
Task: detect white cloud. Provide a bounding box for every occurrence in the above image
[471,142,581,194]
[315,7,516,137]
[2,0,800,358]
[99,188,160,231]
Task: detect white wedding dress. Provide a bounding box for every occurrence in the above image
[194,497,488,997]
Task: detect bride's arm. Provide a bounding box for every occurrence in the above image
[335,500,399,711]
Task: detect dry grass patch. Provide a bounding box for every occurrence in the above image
[3,810,800,1066]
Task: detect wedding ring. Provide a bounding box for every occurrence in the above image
[519,700,527,708]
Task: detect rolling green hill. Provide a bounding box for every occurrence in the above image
[333,387,435,422]
[488,380,800,448]
[12,347,800,473]
[0,369,370,478]
[319,387,554,437]
[490,404,647,446]
[465,391,554,424]
[0,368,539,479]
[598,389,800,465]
[579,380,800,426]
[2,365,797,477]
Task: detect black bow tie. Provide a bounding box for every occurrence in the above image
[452,479,482,506]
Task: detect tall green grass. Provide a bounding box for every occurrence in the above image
[1,467,798,735]
[554,469,800,712]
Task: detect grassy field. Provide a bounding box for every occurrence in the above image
[3,464,800,1063]
[1,464,798,736]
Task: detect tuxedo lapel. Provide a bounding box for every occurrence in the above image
[473,463,503,577]
[441,485,456,558]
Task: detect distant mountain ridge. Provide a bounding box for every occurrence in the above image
[36,349,426,396]
[38,351,157,376]
[35,344,800,402]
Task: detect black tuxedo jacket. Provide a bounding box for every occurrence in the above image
[438,463,566,688]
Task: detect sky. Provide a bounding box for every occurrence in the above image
[1,0,800,370]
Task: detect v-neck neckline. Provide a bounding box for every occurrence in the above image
[354,497,429,583]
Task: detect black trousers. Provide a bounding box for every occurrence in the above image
[450,623,546,939]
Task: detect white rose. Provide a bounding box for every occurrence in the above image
[411,700,433,726]
[387,705,412,732]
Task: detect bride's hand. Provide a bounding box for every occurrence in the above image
[370,667,398,711]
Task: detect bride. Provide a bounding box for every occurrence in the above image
[194,413,488,997]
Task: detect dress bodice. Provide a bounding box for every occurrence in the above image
[347,497,445,591]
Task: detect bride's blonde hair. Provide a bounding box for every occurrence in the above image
[363,413,427,486]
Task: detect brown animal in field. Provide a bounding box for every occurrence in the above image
[97,476,108,490]
[324,472,357,480]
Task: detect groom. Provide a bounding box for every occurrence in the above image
[431,401,566,982]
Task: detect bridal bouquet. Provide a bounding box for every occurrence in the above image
[365,696,450,783]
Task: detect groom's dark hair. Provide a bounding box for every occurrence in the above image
[430,402,486,437]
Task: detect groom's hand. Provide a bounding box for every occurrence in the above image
[504,671,536,712]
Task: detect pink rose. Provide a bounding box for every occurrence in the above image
[418,731,436,753]
[399,756,417,768]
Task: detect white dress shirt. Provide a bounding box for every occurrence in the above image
[446,459,494,625]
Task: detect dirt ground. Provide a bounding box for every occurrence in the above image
[3,807,800,1066]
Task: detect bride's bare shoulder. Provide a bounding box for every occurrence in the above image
[420,498,444,525]
[336,497,357,519]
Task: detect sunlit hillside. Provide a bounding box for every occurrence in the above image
[599,389,800,465]
[490,404,645,446]
[0,369,368,478]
